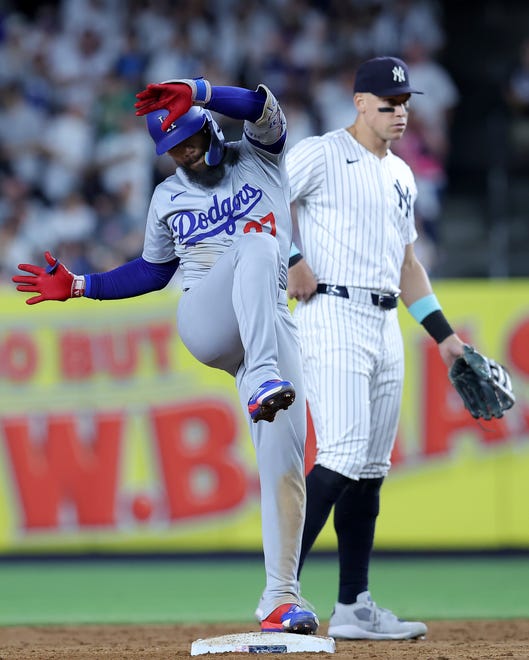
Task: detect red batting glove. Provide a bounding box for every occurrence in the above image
[12,251,85,305]
[134,82,193,131]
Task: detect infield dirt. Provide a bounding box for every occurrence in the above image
[1,619,529,659]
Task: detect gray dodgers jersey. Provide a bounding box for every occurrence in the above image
[287,129,418,292]
[143,131,291,291]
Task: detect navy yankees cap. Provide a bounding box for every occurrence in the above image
[353,56,423,96]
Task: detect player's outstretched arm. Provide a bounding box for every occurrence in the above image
[13,253,180,305]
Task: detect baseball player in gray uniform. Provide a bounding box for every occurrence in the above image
[286,57,466,639]
[13,77,318,635]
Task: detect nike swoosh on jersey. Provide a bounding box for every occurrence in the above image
[346,158,359,164]
[171,191,185,201]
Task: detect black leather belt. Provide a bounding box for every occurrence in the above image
[316,283,399,309]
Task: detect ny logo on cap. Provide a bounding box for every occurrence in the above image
[392,65,406,83]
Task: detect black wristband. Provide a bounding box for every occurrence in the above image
[288,253,303,268]
[421,310,454,344]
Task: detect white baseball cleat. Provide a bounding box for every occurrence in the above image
[327,591,427,640]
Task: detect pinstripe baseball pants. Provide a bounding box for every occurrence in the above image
[294,293,404,479]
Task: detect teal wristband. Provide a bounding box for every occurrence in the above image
[290,243,301,258]
[408,294,441,323]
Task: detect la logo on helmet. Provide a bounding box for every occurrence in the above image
[157,115,176,133]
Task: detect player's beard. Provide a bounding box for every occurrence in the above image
[181,148,239,189]
[182,162,226,189]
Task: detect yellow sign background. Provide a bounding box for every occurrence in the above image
[0,280,527,553]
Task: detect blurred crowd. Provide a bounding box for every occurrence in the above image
[0,0,462,283]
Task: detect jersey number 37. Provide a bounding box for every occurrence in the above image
[243,212,276,236]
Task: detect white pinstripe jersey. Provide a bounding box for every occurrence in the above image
[286,129,418,292]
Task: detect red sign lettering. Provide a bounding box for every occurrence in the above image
[3,414,123,528]
[152,400,249,520]
[0,332,38,382]
[58,322,175,380]
[147,323,173,371]
[508,316,529,377]
[60,331,93,379]
[305,404,317,474]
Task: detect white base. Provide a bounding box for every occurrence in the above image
[191,632,335,655]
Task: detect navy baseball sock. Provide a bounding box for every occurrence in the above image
[333,476,384,604]
[297,465,351,578]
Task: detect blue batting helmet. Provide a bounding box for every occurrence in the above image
[146,106,225,165]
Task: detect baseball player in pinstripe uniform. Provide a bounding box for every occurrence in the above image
[286,56,466,639]
[13,77,318,635]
